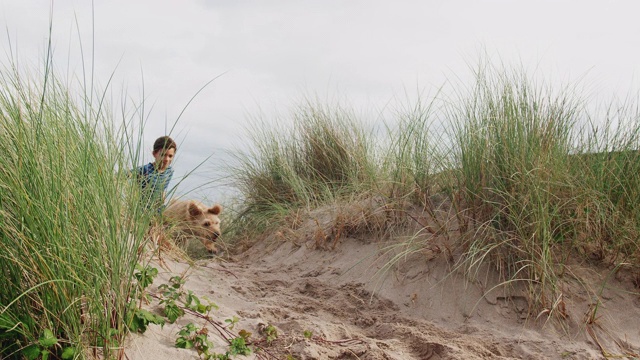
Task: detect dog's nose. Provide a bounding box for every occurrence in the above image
[212,231,220,239]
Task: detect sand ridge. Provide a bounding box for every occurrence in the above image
[124,229,640,360]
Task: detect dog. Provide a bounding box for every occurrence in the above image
[162,200,223,254]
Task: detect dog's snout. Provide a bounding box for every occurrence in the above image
[212,231,220,239]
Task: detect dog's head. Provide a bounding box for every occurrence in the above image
[187,202,222,253]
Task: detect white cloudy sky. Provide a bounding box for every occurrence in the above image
[1,0,639,202]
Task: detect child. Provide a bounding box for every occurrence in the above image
[135,136,177,212]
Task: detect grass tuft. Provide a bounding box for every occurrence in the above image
[0,60,149,357]
[227,60,640,320]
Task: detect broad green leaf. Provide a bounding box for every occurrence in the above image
[39,329,58,347]
[61,347,76,359]
[128,315,144,333]
[175,337,193,349]
[22,345,40,360]
[165,304,184,323]
[141,310,165,326]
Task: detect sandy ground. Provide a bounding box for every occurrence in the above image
[125,201,640,360]
[124,239,640,360]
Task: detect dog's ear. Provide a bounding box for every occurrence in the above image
[207,204,222,215]
[188,202,203,217]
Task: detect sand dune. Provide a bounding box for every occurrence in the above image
[125,226,640,360]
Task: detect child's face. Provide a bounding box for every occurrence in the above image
[153,148,175,171]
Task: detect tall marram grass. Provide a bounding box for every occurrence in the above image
[229,61,640,316]
[569,103,640,260]
[449,64,640,313]
[383,96,449,205]
[230,100,379,233]
[0,63,149,357]
[448,65,582,309]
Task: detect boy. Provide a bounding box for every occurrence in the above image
[135,136,177,212]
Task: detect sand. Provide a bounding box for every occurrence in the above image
[124,203,640,359]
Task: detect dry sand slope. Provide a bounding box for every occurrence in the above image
[126,194,640,360]
[125,230,640,360]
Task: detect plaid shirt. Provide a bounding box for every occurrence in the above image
[136,162,174,210]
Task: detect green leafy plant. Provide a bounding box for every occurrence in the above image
[175,323,196,349]
[22,329,57,360]
[60,347,76,360]
[262,324,278,344]
[134,264,159,290]
[185,291,218,314]
[228,336,251,356]
[21,329,76,360]
[127,303,165,333]
[158,281,185,323]
[210,353,231,360]
[168,275,186,288]
[130,264,159,307]
[158,277,217,323]
[176,323,234,359]
[224,316,239,330]
[165,301,186,324]
[128,265,165,334]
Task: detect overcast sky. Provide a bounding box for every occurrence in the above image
[2,0,639,202]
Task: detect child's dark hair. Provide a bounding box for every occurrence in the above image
[153,136,177,154]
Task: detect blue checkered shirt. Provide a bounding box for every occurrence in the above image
[136,162,174,211]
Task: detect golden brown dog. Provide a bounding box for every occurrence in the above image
[162,200,222,254]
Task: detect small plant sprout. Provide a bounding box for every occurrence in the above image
[157,276,217,323]
[224,315,240,330]
[185,291,218,314]
[176,323,214,356]
[169,275,186,289]
[228,335,251,356]
[258,323,278,344]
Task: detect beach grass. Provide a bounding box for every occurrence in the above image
[2,34,639,357]
[227,61,640,317]
[227,99,380,237]
[0,59,150,357]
